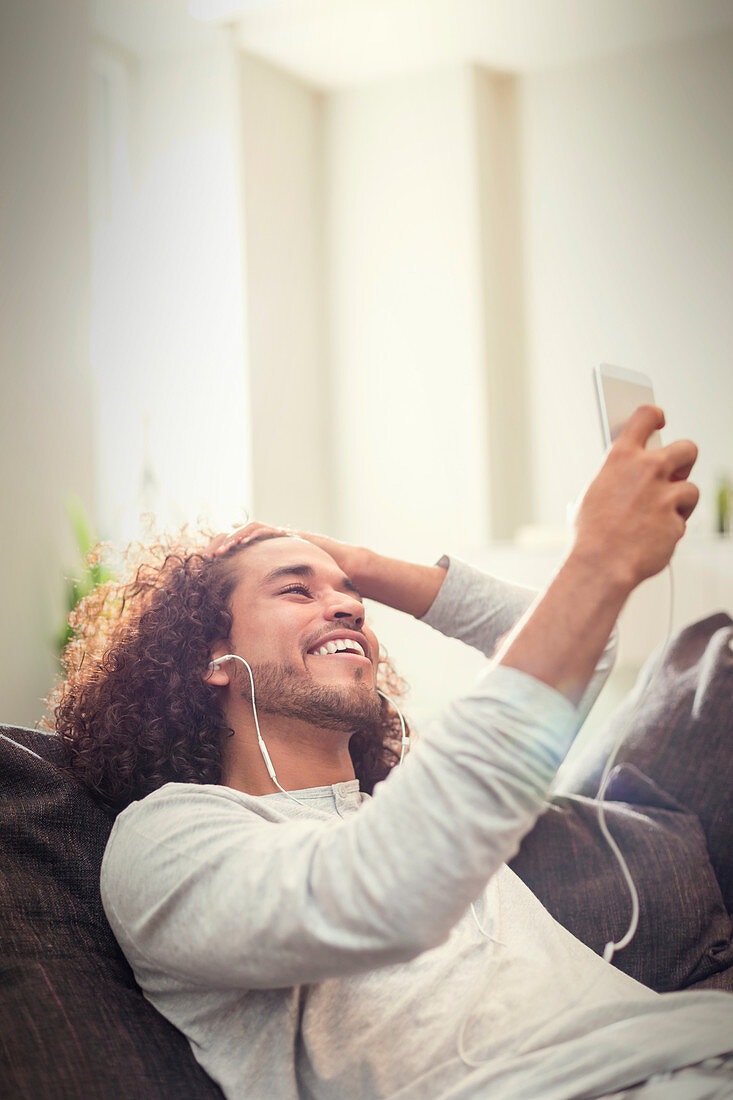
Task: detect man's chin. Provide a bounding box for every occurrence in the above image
[306,651,373,679]
[308,664,371,690]
[236,660,382,733]
[293,679,382,733]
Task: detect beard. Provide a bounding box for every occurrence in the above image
[234,659,383,736]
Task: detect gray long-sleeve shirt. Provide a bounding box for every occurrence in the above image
[101,558,733,1099]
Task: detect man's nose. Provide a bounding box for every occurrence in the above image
[326,593,364,630]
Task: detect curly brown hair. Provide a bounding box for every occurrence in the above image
[47,531,408,813]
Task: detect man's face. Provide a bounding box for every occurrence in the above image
[222,537,381,731]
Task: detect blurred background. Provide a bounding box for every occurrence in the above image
[2,0,732,735]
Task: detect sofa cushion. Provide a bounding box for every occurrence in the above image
[511,765,733,992]
[0,725,224,1100]
[685,965,733,993]
[556,612,733,911]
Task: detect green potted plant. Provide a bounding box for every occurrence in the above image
[56,497,115,658]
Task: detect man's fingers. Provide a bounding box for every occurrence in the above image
[209,524,255,556]
[206,532,232,556]
[673,480,700,522]
[210,521,275,556]
[619,404,666,447]
[660,438,698,481]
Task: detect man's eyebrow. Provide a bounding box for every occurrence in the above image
[261,563,362,596]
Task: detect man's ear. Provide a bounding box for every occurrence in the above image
[204,649,231,687]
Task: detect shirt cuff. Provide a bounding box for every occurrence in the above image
[418,553,536,640]
[418,554,471,627]
[476,663,579,733]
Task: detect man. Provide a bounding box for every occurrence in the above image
[56,408,733,1098]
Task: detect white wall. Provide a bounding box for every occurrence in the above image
[93,37,251,543]
[237,61,528,550]
[521,31,733,532]
[0,0,95,726]
[325,67,493,558]
[239,52,333,533]
[473,69,531,540]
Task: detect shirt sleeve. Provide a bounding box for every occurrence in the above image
[101,665,580,994]
[420,554,617,723]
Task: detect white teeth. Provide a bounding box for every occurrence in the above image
[310,638,366,658]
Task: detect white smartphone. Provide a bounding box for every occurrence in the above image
[593,363,662,449]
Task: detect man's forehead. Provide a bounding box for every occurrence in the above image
[233,536,354,589]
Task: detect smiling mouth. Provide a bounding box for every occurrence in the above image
[308,638,368,659]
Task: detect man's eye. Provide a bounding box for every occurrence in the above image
[280,583,312,598]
